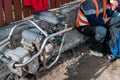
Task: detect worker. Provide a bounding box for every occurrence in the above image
[75,0,114,57]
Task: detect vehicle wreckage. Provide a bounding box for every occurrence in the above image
[0,0,120,80]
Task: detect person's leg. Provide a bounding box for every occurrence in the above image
[89,26,107,57]
[94,26,107,42]
[77,26,106,57]
[77,26,96,36]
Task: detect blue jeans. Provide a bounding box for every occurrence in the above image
[94,26,107,42]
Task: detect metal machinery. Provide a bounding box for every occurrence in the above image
[0,1,88,80]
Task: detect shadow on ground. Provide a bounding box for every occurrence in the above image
[64,55,109,80]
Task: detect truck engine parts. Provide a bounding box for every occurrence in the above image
[21,30,43,51]
[0,1,83,80]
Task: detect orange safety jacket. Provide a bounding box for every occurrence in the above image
[76,0,107,28]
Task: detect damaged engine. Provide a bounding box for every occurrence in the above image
[0,1,87,79]
[1,21,65,77]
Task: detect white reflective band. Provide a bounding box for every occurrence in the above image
[77,20,87,26]
[78,12,88,22]
[83,8,104,15]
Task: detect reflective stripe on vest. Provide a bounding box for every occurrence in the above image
[76,0,107,28]
[76,9,89,28]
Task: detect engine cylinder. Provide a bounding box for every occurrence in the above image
[22,30,43,44]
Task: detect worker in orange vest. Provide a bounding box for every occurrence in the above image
[76,0,115,57]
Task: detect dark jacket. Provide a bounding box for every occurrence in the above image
[80,0,114,27]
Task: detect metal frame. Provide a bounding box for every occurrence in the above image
[0,20,73,69]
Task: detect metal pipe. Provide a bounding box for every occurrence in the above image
[0,19,47,47]
[0,38,9,46]
[9,21,27,38]
[47,24,68,69]
[27,20,48,37]
[0,41,10,49]
[0,21,27,46]
[15,27,73,67]
[43,52,47,69]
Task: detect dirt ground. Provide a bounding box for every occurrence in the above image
[36,42,120,80]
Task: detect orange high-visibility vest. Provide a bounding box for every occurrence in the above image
[76,0,107,28]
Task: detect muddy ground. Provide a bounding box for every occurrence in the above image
[37,42,120,80]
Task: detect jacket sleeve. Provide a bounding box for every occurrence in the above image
[106,7,114,17]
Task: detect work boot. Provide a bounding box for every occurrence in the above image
[90,50,103,57]
[88,37,104,57]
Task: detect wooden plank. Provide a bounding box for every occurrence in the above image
[23,6,31,18]
[13,0,22,21]
[55,0,61,8]
[0,0,4,25]
[61,0,66,4]
[50,0,56,9]
[30,7,34,15]
[3,0,13,23]
[66,0,70,3]
[71,0,75,2]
